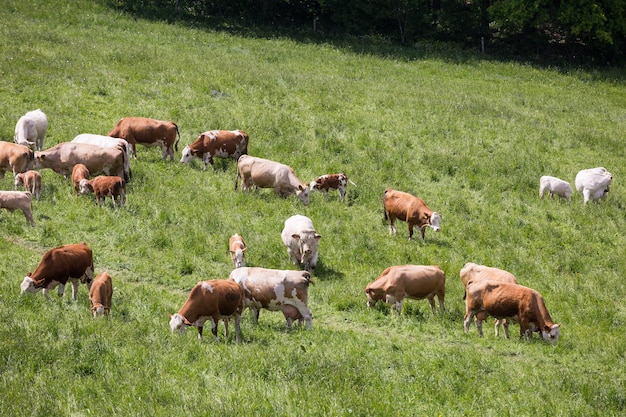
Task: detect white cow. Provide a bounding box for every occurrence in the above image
[539,176,572,201]
[281,215,321,272]
[575,167,613,204]
[14,109,48,151]
[71,134,132,179]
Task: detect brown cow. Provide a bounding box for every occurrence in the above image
[169,279,244,342]
[72,164,91,195]
[108,117,179,161]
[14,170,42,201]
[79,176,126,208]
[365,265,445,314]
[383,188,441,240]
[235,155,310,205]
[89,272,113,318]
[229,234,247,268]
[0,191,35,226]
[310,173,355,202]
[459,262,519,337]
[34,142,129,182]
[0,141,33,179]
[180,130,249,170]
[20,242,94,300]
[464,280,560,343]
[229,267,313,329]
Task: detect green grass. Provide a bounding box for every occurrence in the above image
[1,0,625,415]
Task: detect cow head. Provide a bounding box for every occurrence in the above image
[540,324,560,344]
[169,313,191,334]
[296,185,310,205]
[429,212,441,232]
[230,248,246,268]
[364,287,382,307]
[291,231,321,264]
[20,275,40,295]
[14,173,25,188]
[78,179,93,195]
[179,146,195,164]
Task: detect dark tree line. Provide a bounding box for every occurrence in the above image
[110,0,626,64]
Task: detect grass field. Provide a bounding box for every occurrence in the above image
[1,0,625,415]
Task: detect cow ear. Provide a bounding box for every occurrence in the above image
[315,234,322,240]
[168,314,173,319]
[242,247,247,252]
[291,234,301,240]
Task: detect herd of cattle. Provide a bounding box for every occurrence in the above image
[3,109,616,344]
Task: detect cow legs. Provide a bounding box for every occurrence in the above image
[210,318,220,341]
[464,310,476,334]
[436,295,445,315]
[233,314,242,342]
[22,208,35,226]
[70,280,80,301]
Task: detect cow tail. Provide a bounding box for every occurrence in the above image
[173,123,180,152]
[119,144,130,183]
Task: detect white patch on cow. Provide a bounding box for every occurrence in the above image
[20,277,38,294]
[169,313,186,333]
[540,324,560,344]
[180,146,194,163]
[201,282,214,293]
[214,147,230,158]
[429,212,441,232]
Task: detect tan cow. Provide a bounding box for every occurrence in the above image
[79,176,126,208]
[229,267,313,329]
[235,155,310,205]
[89,272,113,318]
[310,173,355,202]
[229,234,247,268]
[181,130,249,170]
[459,262,519,337]
[365,265,446,314]
[14,170,42,201]
[0,141,33,179]
[281,215,321,272]
[464,281,560,343]
[20,242,94,300]
[34,142,129,182]
[383,188,441,240]
[71,134,132,179]
[108,117,179,161]
[169,279,244,342]
[0,191,35,226]
[71,164,91,194]
[14,109,47,151]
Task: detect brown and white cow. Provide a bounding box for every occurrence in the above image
[459,262,519,337]
[310,173,355,202]
[14,109,48,151]
[365,265,446,314]
[108,117,179,161]
[169,279,244,342]
[181,130,249,170]
[34,142,129,182]
[235,155,310,205]
[79,176,126,208]
[383,188,441,240]
[229,267,313,329]
[0,141,33,179]
[89,272,113,318]
[464,280,560,343]
[71,164,91,194]
[229,234,247,269]
[20,242,94,300]
[0,191,35,226]
[281,215,321,272]
[14,170,42,201]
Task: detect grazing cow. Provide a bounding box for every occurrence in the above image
[229,267,313,329]
[71,134,132,179]
[79,176,126,208]
[281,215,321,272]
[14,170,42,200]
[0,191,35,226]
[71,164,91,194]
[365,265,446,314]
[235,155,310,205]
[229,234,247,268]
[310,173,356,202]
[34,142,129,182]
[464,281,560,343]
[575,167,613,205]
[169,279,244,342]
[459,262,519,337]
[108,117,179,161]
[89,272,113,318]
[383,188,441,240]
[539,175,572,201]
[0,141,33,179]
[181,130,249,170]
[14,109,47,151]
[20,242,94,300]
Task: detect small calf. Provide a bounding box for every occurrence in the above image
[80,175,126,208]
[0,191,35,226]
[72,164,90,194]
[15,170,42,200]
[310,173,355,202]
[229,234,247,268]
[89,272,113,318]
[539,176,572,201]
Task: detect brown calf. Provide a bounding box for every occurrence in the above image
[80,176,126,208]
[90,272,113,318]
[14,170,42,201]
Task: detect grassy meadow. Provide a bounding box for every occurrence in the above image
[1,0,625,415]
